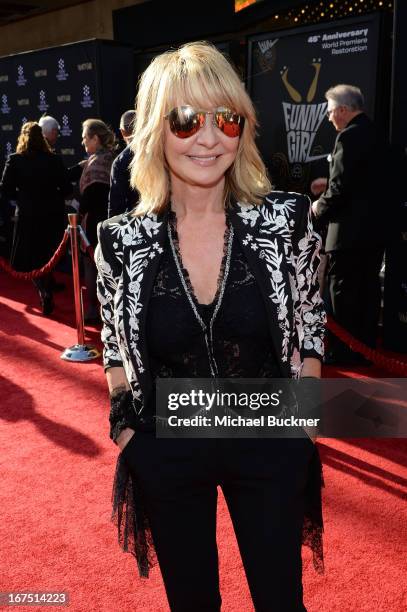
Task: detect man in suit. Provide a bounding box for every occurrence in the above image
[312,84,385,365]
[108,110,138,217]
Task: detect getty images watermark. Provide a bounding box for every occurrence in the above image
[155,378,407,439]
[166,388,319,430]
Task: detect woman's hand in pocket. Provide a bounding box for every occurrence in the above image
[117,427,136,452]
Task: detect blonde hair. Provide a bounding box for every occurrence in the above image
[82,118,116,151]
[130,41,271,215]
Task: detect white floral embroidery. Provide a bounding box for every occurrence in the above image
[142,216,161,237]
[128,281,140,294]
[237,207,260,227]
[237,193,326,376]
[274,215,286,227]
[96,212,163,402]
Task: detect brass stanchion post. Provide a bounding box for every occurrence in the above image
[61,213,101,362]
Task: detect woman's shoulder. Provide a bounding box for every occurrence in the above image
[98,210,140,241]
[100,210,134,230]
[6,153,21,164]
[99,209,163,249]
[262,191,311,222]
[262,190,310,207]
[235,191,310,221]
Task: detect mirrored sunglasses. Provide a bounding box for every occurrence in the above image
[165,106,245,139]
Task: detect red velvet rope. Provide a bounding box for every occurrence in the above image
[326,315,407,376]
[0,229,69,280]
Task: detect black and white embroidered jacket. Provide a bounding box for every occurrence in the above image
[95,192,326,414]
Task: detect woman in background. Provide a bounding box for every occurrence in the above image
[0,121,72,315]
[71,119,115,322]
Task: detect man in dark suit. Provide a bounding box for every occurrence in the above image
[312,85,385,365]
[108,110,138,217]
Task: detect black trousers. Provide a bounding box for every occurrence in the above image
[122,434,315,612]
[327,248,384,353]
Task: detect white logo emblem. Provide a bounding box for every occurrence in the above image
[56,58,69,81]
[16,65,27,86]
[1,94,11,114]
[61,114,72,137]
[80,84,94,108]
[38,90,49,112]
[5,142,12,158]
[21,116,28,124]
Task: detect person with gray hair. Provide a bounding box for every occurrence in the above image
[108,109,138,217]
[38,115,60,149]
[311,84,386,365]
[325,83,364,111]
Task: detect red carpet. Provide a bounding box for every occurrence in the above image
[1,270,406,612]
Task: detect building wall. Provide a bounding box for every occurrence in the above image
[0,0,142,57]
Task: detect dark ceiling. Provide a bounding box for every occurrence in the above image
[0,0,90,26]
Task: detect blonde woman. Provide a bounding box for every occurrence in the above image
[96,42,325,611]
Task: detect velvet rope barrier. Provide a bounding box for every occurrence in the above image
[326,315,407,376]
[0,229,69,280]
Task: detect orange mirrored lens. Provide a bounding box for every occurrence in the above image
[167,107,243,138]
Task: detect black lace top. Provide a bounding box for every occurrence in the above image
[145,211,281,390]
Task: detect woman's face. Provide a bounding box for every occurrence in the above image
[163,105,240,191]
[82,129,100,155]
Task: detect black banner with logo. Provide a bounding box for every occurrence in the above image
[247,14,381,193]
[0,39,134,169]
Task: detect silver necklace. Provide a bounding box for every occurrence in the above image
[167,218,234,378]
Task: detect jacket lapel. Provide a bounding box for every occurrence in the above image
[122,210,168,398]
[230,200,293,378]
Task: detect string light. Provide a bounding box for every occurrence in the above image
[264,0,392,29]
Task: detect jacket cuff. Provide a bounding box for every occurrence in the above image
[301,349,324,363]
[104,361,124,374]
[109,390,140,444]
